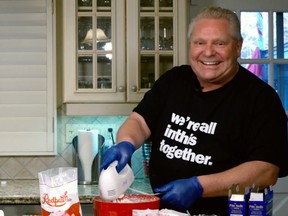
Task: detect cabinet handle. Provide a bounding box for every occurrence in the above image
[130,85,138,92]
[118,86,125,92]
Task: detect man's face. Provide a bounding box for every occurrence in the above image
[189,18,243,90]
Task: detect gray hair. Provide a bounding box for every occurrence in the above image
[188,7,243,41]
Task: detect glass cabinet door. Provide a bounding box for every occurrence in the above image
[139,0,174,89]
[62,0,125,103]
[77,0,113,91]
[127,0,189,102]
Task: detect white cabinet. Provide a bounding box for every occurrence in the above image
[60,0,189,115]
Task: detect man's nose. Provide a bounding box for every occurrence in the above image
[203,44,216,56]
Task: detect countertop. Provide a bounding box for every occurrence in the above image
[1,179,287,216]
[0,178,153,205]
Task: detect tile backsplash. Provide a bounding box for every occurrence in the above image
[0,106,145,180]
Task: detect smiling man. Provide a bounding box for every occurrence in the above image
[188,9,243,92]
[100,7,288,215]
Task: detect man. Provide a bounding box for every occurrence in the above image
[101,7,288,215]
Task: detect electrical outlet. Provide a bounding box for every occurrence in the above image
[65,124,117,144]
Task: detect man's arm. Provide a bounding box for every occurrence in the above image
[116,112,151,149]
[198,160,279,197]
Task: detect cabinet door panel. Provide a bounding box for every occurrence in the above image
[126,0,189,102]
[63,0,125,103]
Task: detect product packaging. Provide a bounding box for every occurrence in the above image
[248,185,273,216]
[38,167,82,216]
[228,184,250,216]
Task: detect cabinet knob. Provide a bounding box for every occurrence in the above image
[130,85,138,92]
[118,86,125,92]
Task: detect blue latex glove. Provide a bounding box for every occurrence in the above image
[154,176,203,212]
[100,141,135,173]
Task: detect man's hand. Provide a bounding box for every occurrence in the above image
[154,176,203,212]
[100,141,135,172]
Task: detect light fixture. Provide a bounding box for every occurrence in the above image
[82,28,109,44]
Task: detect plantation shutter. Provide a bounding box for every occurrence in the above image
[0,0,56,155]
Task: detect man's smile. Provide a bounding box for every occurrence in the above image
[201,61,221,65]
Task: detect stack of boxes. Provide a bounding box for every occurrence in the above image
[229,184,273,216]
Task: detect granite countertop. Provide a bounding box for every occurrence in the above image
[0,178,153,205]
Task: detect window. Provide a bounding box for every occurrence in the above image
[0,0,56,155]
[239,11,288,111]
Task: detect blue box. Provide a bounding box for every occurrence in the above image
[248,186,273,216]
[229,184,251,216]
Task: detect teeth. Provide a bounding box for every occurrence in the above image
[202,61,219,65]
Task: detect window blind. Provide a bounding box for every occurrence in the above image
[0,0,55,155]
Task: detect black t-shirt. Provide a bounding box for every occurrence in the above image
[133,65,288,215]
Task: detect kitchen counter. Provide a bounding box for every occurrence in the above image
[0,178,153,205]
[1,179,287,215]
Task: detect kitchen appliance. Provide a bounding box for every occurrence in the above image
[98,160,134,201]
[93,194,160,216]
[72,130,105,184]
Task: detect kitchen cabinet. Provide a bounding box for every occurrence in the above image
[60,0,189,115]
